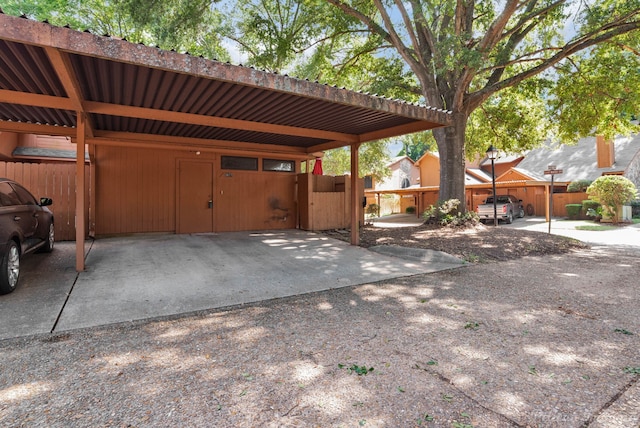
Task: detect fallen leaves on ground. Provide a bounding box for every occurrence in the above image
[324,222,588,262]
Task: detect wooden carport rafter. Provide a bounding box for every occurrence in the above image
[0,13,451,271]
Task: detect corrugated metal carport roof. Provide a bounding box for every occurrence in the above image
[0,12,451,154]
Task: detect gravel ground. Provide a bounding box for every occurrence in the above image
[1,246,639,427]
[326,222,589,262]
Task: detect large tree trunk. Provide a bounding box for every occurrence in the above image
[432,112,468,210]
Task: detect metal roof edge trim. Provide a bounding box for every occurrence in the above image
[0,13,452,126]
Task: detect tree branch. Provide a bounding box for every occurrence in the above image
[502,0,565,41]
[394,0,424,64]
[468,21,640,110]
[324,0,423,74]
[477,0,520,53]
[409,0,445,107]
[480,47,563,74]
[372,0,421,70]
[616,42,640,57]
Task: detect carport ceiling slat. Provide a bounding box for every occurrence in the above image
[71,54,420,134]
[0,40,66,97]
[91,114,329,147]
[0,102,75,127]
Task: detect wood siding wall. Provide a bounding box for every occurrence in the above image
[298,174,363,230]
[0,161,89,241]
[417,155,440,187]
[95,146,182,235]
[216,170,297,232]
[95,146,298,236]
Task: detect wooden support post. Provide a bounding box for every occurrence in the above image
[88,144,96,238]
[76,113,86,272]
[350,143,360,245]
[544,184,550,222]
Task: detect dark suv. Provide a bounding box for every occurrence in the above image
[0,178,54,294]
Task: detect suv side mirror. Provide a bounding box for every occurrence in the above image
[40,197,53,206]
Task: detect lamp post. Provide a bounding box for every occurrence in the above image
[486,145,499,227]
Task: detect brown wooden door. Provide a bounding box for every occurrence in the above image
[177,160,214,233]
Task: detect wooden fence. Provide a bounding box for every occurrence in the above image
[552,192,589,217]
[0,161,88,241]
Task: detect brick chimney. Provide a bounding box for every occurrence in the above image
[596,135,615,168]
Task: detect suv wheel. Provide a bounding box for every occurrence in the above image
[40,222,55,253]
[1,241,20,294]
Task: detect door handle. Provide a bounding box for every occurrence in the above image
[208,200,213,209]
[14,216,21,221]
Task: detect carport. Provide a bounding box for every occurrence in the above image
[0,12,451,272]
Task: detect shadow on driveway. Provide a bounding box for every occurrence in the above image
[0,230,463,340]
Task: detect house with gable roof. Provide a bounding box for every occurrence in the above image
[365,131,640,220]
[364,155,421,214]
[511,134,640,189]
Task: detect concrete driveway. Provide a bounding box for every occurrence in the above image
[503,216,640,249]
[0,230,463,340]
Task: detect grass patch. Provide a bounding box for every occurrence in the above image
[575,225,618,231]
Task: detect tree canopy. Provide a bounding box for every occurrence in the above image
[318,0,640,205]
[2,0,230,60]
[319,141,391,181]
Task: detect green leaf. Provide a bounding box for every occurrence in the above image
[464,322,480,330]
[341,364,374,375]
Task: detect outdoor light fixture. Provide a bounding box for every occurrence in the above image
[486,145,498,160]
[486,145,499,226]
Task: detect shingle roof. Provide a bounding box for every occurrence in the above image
[12,146,89,161]
[516,133,640,182]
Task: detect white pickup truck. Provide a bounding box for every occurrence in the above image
[476,195,525,224]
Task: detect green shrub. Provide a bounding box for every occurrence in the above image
[405,206,416,214]
[423,199,479,227]
[582,199,600,212]
[565,204,582,219]
[366,203,380,218]
[585,205,603,220]
[567,179,592,193]
[587,176,638,223]
[630,200,640,218]
[582,199,602,221]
